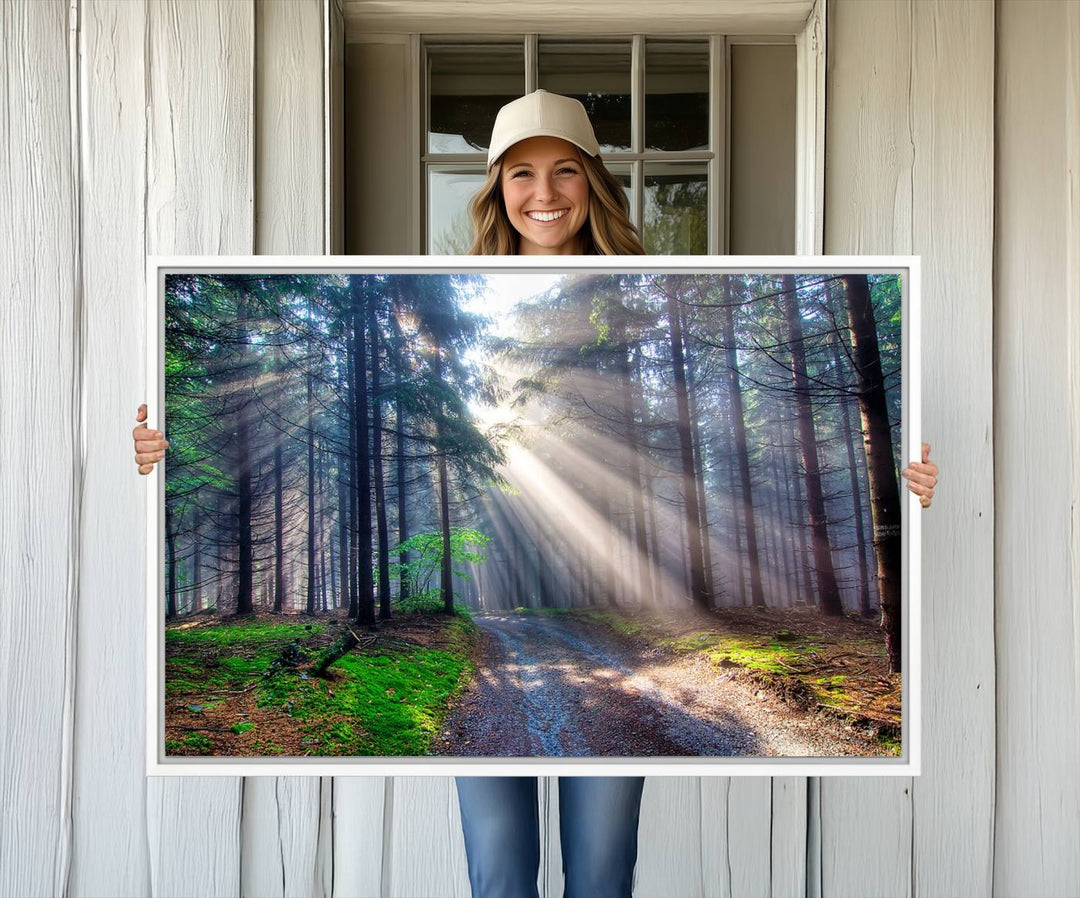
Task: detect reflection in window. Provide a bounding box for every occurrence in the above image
[538,41,632,153]
[429,168,487,254]
[644,163,707,254]
[645,40,709,152]
[428,44,524,154]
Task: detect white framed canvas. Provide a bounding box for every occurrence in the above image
[144,255,921,777]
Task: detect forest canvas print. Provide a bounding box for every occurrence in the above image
[154,265,913,768]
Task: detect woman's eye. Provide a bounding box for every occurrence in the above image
[557,167,580,175]
[511,170,532,178]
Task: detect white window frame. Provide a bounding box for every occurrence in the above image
[404,3,825,256]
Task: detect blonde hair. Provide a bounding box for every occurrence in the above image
[467,151,646,256]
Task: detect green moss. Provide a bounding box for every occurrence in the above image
[166,620,323,649]
[659,631,723,652]
[164,740,183,751]
[706,635,817,674]
[585,611,646,638]
[183,732,211,754]
[875,733,902,756]
[252,739,283,755]
[230,721,255,735]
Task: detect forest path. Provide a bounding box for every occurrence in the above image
[434,611,876,758]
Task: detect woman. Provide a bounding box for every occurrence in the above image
[132,90,939,898]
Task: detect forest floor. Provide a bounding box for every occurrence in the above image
[163,607,480,758]
[162,603,900,759]
[434,604,901,758]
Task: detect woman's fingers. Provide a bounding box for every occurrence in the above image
[903,468,936,488]
[134,404,167,473]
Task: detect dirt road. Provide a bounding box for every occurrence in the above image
[434,611,880,758]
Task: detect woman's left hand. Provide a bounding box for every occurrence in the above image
[902,442,938,508]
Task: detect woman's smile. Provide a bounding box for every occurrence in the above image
[525,208,569,222]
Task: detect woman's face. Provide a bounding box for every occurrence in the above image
[499,136,590,255]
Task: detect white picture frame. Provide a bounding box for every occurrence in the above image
[145,254,920,777]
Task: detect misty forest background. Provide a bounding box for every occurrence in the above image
[163,272,905,672]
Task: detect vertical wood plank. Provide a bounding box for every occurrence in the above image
[994,2,1080,892]
[826,0,997,895]
[908,2,995,896]
[243,2,328,896]
[770,777,808,898]
[145,2,254,894]
[822,2,914,894]
[386,777,471,898]
[635,778,704,897]
[0,1,77,895]
[332,777,386,897]
[254,0,324,256]
[71,1,153,895]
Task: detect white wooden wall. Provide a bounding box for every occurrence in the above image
[1,1,1077,896]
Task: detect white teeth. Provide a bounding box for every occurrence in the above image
[527,209,567,222]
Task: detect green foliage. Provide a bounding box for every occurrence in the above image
[387,527,491,601]
[230,721,255,735]
[395,588,473,616]
[166,621,322,648]
[183,733,212,754]
[251,615,476,756]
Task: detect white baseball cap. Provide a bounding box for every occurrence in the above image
[486,90,601,169]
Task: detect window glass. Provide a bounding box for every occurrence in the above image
[645,40,709,152]
[538,41,632,153]
[428,167,487,254]
[643,163,708,254]
[428,44,524,154]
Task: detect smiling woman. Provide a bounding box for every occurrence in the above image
[466,90,646,256]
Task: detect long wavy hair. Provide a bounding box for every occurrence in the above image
[467,149,646,256]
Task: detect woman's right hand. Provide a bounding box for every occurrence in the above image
[133,403,169,475]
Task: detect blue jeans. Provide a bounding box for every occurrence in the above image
[454,776,646,898]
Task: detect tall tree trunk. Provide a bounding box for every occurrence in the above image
[830,325,873,617]
[665,282,709,609]
[788,413,810,605]
[307,371,317,615]
[235,400,254,615]
[615,322,653,607]
[718,277,765,607]
[391,310,410,601]
[338,464,351,616]
[843,274,903,673]
[191,508,202,613]
[274,433,285,613]
[780,274,842,616]
[769,429,794,608]
[370,297,392,620]
[432,346,455,614]
[318,442,328,612]
[724,396,746,606]
[684,336,717,604]
[352,281,376,626]
[165,504,177,619]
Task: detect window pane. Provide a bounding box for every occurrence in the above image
[645,40,709,152]
[604,163,634,216]
[538,41,632,153]
[643,163,707,254]
[428,44,524,154]
[428,167,487,254]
